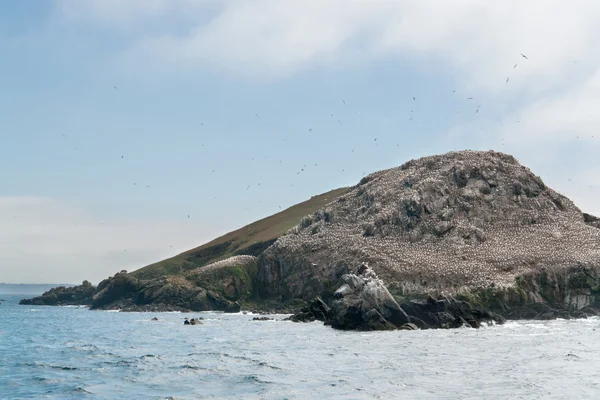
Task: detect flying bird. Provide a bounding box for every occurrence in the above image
[342,100,346,104]
[413,97,416,100]
[521,53,528,59]
[309,128,312,132]
[506,77,510,83]
[467,97,473,100]
[113,86,118,90]
[337,119,343,125]
[254,113,260,118]
[513,64,517,68]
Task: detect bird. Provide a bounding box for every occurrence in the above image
[246,185,250,190]
[513,64,517,68]
[121,155,124,159]
[342,100,346,104]
[337,119,343,125]
[309,128,312,132]
[352,148,355,153]
[61,133,67,138]
[467,97,473,100]
[188,215,190,218]
[113,86,118,90]
[506,77,510,83]
[521,53,528,59]
[146,185,150,188]
[200,123,203,126]
[254,113,260,118]
[374,138,377,142]
[452,90,456,93]
[413,97,416,100]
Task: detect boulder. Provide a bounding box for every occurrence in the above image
[330,263,410,330]
[286,296,332,323]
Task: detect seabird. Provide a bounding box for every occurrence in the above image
[521,53,528,59]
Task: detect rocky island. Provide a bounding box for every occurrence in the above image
[21,150,600,330]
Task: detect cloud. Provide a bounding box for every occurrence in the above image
[55,1,600,88]
[0,197,213,284]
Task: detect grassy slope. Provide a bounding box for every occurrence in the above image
[130,188,349,280]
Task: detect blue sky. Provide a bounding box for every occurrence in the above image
[1,0,599,284]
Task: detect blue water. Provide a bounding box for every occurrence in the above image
[1,294,599,399]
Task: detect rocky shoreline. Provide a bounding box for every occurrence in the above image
[19,150,600,331]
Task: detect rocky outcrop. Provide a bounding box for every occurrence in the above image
[330,264,410,330]
[19,281,96,306]
[89,258,257,312]
[291,264,504,331]
[584,213,600,229]
[258,150,600,318]
[286,297,332,323]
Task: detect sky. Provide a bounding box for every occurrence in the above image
[1,0,599,284]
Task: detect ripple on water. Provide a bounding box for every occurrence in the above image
[1,296,600,399]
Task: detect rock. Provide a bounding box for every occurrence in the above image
[399,323,419,331]
[184,318,190,325]
[257,150,600,322]
[19,281,96,306]
[286,296,332,323]
[401,296,504,329]
[252,317,273,321]
[224,301,241,313]
[330,263,410,330]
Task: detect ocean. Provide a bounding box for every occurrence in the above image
[1,294,598,399]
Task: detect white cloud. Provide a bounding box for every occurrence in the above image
[0,197,214,284]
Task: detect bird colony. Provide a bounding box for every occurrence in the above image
[261,150,600,298]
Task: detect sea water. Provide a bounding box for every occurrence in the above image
[1,295,599,399]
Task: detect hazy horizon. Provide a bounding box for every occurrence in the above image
[1,1,599,284]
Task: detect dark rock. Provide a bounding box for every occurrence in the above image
[151,317,159,321]
[286,296,332,323]
[252,317,274,321]
[224,301,241,313]
[19,281,96,306]
[401,295,503,329]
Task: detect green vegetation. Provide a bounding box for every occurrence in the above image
[131,188,348,280]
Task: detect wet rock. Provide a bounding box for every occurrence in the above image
[252,317,274,321]
[401,296,504,329]
[151,317,159,321]
[399,323,419,331]
[224,301,241,313]
[286,296,332,323]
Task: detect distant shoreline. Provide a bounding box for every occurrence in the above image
[0,283,75,295]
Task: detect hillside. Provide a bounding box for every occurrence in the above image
[21,150,600,319]
[259,150,600,309]
[130,188,349,280]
